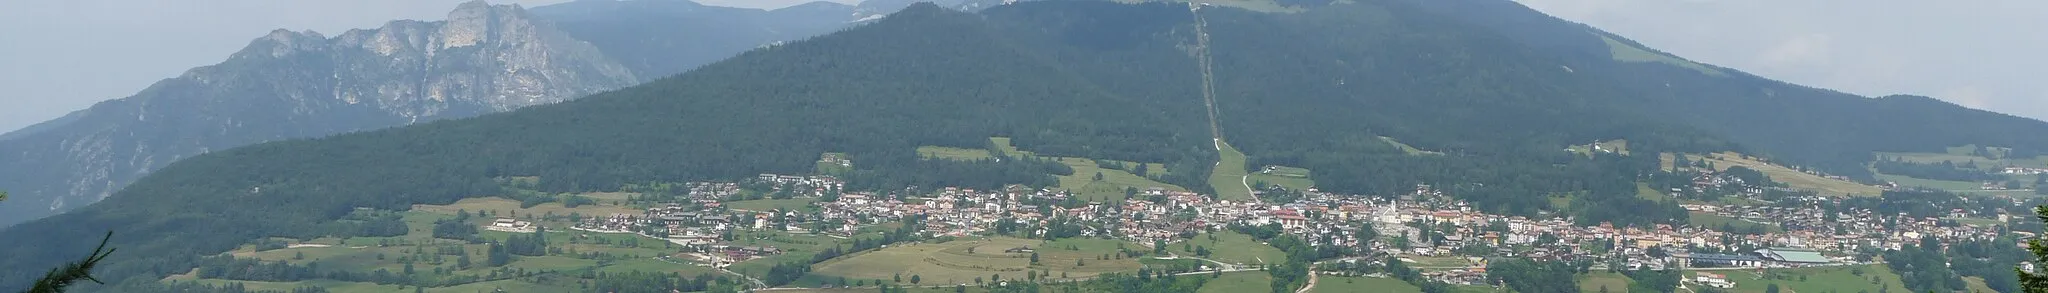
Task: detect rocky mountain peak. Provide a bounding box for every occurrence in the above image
[441,1,538,49]
[242,29,327,58]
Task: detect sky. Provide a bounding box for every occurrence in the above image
[0,0,2043,133]
[1511,0,2048,121]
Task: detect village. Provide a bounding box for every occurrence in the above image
[536,166,2026,289]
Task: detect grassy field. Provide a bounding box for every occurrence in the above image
[1402,256,1477,268]
[989,137,1025,157]
[1380,136,1442,156]
[1250,165,1314,190]
[1601,35,1723,76]
[982,137,1185,202]
[1878,145,2048,169]
[918,146,996,161]
[1714,264,1908,293]
[811,237,1144,285]
[1875,172,1986,191]
[1689,212,1783,233]
[1172,231,1286,265]
[1947,217,2007,227]
[1249,174,1313,191]
[413,197,643,220]
[596,258,719,276]
[1209,140,1256,202]
[1197,271,1274,293]
[728,198,821,212]
[775,288,994,293]
[1311,275,1421,293]
[1966,276,1998,293]
[430,278,579,292]
[1568,139,1632,156]
[1051,156,1187,202]
[1576,272,1632,293]
[1663,152,1882,197]
[1262,166,1311,177]
[1635,183,1671,201]
[181,198,715,292]
[181,279,407,292]
[727,230,852,278]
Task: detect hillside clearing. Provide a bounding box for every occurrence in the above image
[1566,139,1630,156]
[1197,272,1273,293]
[1311,275,1421,293]
[1209,140,1255,202]
[1173,231,1286,265]
[811,237,1144,285]
[413,197,642,219]
[1600,34,1723,76]
[1380,136,1442,156]
[1717,264,1907,293]
[1575,272,1632,293]
[917,146,995,161]
[981,137,1185,201]
[1052,156,1187,202]
[1663,152,1882,197]
[728,198,821,212]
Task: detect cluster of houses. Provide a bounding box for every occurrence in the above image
[546,169,2017,288]
[487,218,536,233]
[2001,166,2048,175]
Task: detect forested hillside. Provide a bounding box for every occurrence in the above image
[1395,0,2048,181]
[0,4,1214,291]
[3,1,2046,292]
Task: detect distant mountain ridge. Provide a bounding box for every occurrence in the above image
[0,0,904,228]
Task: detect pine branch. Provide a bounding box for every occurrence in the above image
[24,231,115,293]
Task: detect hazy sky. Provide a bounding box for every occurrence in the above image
[1512,0,2048,121]
[1,0,2042,133]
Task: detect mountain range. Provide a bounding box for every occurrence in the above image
[0,0,962,228]
[2,0,2046,291]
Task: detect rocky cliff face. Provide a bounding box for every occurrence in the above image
[0,1,635,226]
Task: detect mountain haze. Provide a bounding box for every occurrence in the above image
[2,0,2046,292]
[0,0,886,228]
[0,1,631,224]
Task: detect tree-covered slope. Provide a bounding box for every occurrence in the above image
[1394,0,2048,180]
[0,4,1215,290]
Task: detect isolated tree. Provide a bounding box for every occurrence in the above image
[23,231,116,293]
[911,275,921,284]
[5,192,116,293]
[2021,205,2048,291]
